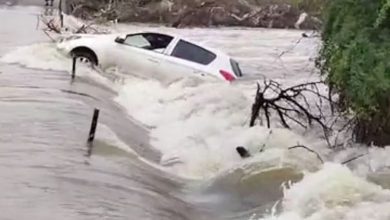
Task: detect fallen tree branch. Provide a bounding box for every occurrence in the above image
[341,153,367,165]
[37,12,107,41]
[75,24,87,33]
[39,15,61,34]
[288,145,324,164]
[43,30,56,42]
[250,80,331,137]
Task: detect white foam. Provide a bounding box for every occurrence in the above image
[257,163,390,220]
[0,42,123,93]
[0,43,71,71]
[115,75,328,179]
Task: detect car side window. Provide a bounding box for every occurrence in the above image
[230,59,243,77]
[171,40,216,65]
[124,34,151,48]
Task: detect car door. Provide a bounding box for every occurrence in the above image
[160,39,217,79]
[112,33,162,77]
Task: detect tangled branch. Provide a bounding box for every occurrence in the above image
[37,13,107,42]
[250,80,331,135]
[39,15,62,34]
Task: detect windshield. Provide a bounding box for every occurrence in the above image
[124,33,173,52]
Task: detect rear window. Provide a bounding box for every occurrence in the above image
[230,59,243,77]
[171,40,216,65]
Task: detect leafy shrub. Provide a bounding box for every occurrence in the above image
[318,0,390,145]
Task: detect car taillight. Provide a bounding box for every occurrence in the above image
[219,70,236,82]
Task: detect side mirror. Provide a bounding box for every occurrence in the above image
[115,37,125,44]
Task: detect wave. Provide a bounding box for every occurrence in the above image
[256,163,390,220]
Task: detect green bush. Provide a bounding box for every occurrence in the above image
[318,0,390,145]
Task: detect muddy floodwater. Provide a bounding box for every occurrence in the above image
[1,2,390,220]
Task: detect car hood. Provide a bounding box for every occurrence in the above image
[56,33,122,54]
[57,33,117,43]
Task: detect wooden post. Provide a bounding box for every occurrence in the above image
[59,0,64,28]
[88,108,100,143]
[72,56,76,79]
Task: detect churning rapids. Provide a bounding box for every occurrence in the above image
[1,3,390,220]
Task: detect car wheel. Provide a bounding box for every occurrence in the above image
[71,50,98,67]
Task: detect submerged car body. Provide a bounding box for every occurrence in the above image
[57,32,243,81]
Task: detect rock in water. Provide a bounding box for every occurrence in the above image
[236,146,251,158]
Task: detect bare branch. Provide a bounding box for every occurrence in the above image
[250,79,332,139]
[342,154,367,165]
[288,145,324,164]
[275,107,290,129]
[43,30,56,42]
[259,130,273,152]
[264,103,271,128]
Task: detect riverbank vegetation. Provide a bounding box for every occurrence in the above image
[318,0,390,146]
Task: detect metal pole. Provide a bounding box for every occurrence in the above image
[88,109,100,143]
